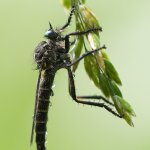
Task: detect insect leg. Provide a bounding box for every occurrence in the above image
[67,68,122,118]
[67,45,106,67]
[66,27,102,37]
[60,6,75,30]
[77,95,114,106]
[64,27,103,53]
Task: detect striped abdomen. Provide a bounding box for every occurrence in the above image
[35,69,55,150]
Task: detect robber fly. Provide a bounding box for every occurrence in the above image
[31,6,121,150]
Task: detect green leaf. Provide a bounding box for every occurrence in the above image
[71,36,84,72]
[114,96,136,116]
[98,72,111,97]
[81,7,100,50]
[79,5,100,28]
[61,0,71,9]
[84,53,112,97]
[84,54,111,97]
[101,50,109,60]
[87,33,106,71]
[104,59,122,85]
[110,81,123,97]
[84,54,100,89]
[113,95,135,126]
[98,73,122,98]
[88,33,100,49]
[81,0,86,4]
[124,113,134,127]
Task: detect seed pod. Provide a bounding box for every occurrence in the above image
[79,4,99,28]
[84,55,111,98]
[101,50,109,60]
[104,59,122,85]
[110,81,122,97]
[71,36,84,72]
[84,54,100,89]
[98,72,111,97]
[113,95,136,126]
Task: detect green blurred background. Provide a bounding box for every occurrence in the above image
[0,0,150,150]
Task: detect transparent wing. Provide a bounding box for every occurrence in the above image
[30,69,42,145]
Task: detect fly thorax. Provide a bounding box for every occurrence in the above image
[34,41,54,69]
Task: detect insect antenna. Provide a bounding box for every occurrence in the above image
[49,21,53,29]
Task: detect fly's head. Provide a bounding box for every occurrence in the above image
[44,22,61,40]
[44,29,59,39]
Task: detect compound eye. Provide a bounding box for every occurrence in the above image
[44,29,57,39]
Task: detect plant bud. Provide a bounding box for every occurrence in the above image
[61,0,71,9]
[79,4,99,28]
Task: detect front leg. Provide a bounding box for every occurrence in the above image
[64,27,103,53]
[60,5,75,30]
[67,45,106,67]
[67,67,122,118]
[66,27,102,37]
